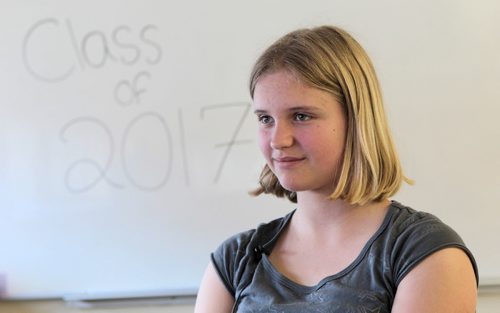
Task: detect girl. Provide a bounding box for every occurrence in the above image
[195,25,478,313]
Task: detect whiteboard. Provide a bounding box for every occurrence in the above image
[0,0,499,299]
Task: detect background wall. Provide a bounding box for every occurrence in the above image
[1,0,499,310]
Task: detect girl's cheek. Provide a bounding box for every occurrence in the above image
[257,132,270,155]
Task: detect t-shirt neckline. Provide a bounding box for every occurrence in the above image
[259,201,398,293]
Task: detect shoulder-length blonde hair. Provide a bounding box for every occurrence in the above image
[249,25,411,205]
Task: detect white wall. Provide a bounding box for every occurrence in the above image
[0,301,193,313]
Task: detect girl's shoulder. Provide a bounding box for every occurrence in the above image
[210,210,295,295]
[384,200,478,286]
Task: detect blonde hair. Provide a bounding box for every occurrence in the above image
[249,25,411,205]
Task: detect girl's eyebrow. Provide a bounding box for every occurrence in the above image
[287,105,322,112]
[254,105,322,115]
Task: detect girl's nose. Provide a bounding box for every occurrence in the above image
[270,122,294,149]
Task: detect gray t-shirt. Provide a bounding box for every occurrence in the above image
[211,201,478,312]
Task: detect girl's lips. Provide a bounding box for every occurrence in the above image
[273,157,305,162]
[272,156,306,168]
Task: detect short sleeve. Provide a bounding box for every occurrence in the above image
[390,210,478,286]
[211,229,255,296]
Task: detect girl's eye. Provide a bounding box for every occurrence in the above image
[258,115,273,125]
[294,113,311,121]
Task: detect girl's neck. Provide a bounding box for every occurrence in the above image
[293,192,390,237]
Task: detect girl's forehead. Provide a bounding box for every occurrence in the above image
[253,72,338,111]
[253,71,316,101]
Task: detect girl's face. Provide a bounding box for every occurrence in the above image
[253,70,347,196]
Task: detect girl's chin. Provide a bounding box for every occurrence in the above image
[278,181,306,193]
[279,180,336,196]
